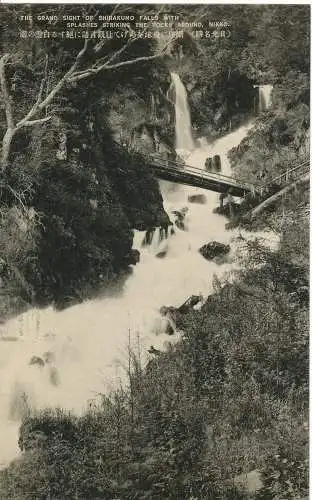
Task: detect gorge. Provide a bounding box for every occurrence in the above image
[0,5,309,498]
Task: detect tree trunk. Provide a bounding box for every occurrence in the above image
[250,173,310,219]
[1,127,15,170]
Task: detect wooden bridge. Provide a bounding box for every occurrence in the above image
[145,153,310,200]
[146,154,258,197]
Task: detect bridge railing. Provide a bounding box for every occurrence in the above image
[147,153,261,193]
[259,158,310,194]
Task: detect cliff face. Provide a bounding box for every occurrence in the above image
[1,89,171,310]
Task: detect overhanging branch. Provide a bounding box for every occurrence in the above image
[69,37,174,83]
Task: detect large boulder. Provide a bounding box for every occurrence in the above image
[205,155,221,172]
[125,249,140,266]
[213,154,221,172]
[199,241,230,262]
[188,194,207,204]
[205,157,213,171]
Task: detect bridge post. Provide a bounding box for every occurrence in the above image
[219,192,226,209]
[227,190,234,219]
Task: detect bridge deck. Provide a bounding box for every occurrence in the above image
[147,154,310,199]
[148,155,260,197]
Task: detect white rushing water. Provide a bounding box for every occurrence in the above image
[169,72,195,154]
[0,78,275,469]
[259,84,273,112]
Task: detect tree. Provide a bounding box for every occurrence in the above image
[0,4,175,169]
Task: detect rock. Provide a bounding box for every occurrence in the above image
[188,194,207,204]
[178,294,203,314]
[131,249,140,264]
[125,249,140,266]
[29,356,45,368]
[205,156,221,172]
[156,249,167,259]
[159,295,203,333]
[205,157,213,171]
[148,345,161,355]
[199,241,230,261]
[213,154,221,172]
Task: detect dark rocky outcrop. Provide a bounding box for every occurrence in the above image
[125,249,140,266]
[188,194,207,204]
[205,157,213,171]
[159,294,203,332]
[178,294,203,313]
[199,241,230,262]
[213,155,221,172]
[205,155,221,172]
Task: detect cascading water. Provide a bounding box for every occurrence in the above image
[259,84,273,112]
[168,72,195,155]
[0,76,277,469]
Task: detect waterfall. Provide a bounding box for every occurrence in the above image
[258,84,273,112]
[169,72,195,154]
[150,94,157,121]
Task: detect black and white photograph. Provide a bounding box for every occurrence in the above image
[0,2,309,498]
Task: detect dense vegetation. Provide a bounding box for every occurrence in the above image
[0,3,309,499]
[0,5,171,312]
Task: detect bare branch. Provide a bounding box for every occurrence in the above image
[0,54,14,129]
[36,38,89,112]
[17,54,49,127]
[69,37,174,83]
[20,116,52,127]
[104,40,172,70]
